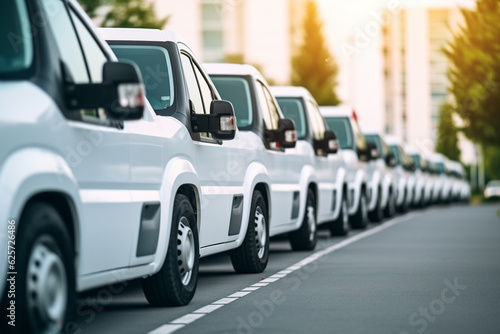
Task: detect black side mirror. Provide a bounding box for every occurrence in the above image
[65,61,144,120]
[191,100,237,141]
[314,130,338,156]
[385,153,397,167]
[367,142,379,160]
[265,118,297,149]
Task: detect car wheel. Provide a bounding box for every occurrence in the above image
[384,188,396,218]
[289,188,317,251]
[7,202,76,334]
[398,189,409,213]
[230,189,269,273]
[368,187,384,223]
[350,189,368,229]
[142,194,199,306]
[330,193,349,236]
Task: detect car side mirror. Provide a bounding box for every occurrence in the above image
[191,100,237,141]
[314,130,338,156]
[367,142,379,160]
[385,153,397,167]
[265,118,297,149]
[65,61,144,120]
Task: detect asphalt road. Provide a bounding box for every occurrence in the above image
[74,204,500,334]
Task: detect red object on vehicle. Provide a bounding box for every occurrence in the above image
[352,108,358,122]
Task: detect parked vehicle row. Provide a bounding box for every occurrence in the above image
[0,2,470,332]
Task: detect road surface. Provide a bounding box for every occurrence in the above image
[74,204,500,334]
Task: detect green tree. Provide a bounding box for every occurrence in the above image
[444,0,500,146]
[78,0,168,29]
[483,145,500,181]
[291,0,340,105]
[435,102,461,161]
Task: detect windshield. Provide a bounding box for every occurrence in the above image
[487,181,500,188]
[210,76,253,129]
[110,45,174,112]
[324,117,353,149]
[276,98,306,140]
[0,0,33,77]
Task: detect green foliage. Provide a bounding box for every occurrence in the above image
[435,102,461,161]
[291,0,340,106]
[78,0,168,29]
[483,145,500,181]
[444,0,500,146]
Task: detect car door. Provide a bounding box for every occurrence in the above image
[255,81,297,229]
[179,49,245,248]
[306,99,336,221]
[40,0,134,275]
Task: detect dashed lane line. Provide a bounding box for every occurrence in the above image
[147,213,421,334]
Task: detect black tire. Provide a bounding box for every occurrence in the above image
[368,187,384,223]
[3,202,76,334]
[142,194,199,306]
[230,190,269,273]
[350,189,368,229]
[384,188,396,218]
[289,188,317,251]
[398,188,409,213]
[329,193,349,236]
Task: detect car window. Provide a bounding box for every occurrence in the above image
[256,82,279,131]
[111,45,174,112]
[350,119,367,151]
[410,154,421,169]
[193,62,214,116]
[40,0,88,83]
[307,100,326,141]
[210,76,253,129]
[324,117,353,149]
[276,98,306,140]
[0,0,33,77]
[180,54,204,115]
[70,10,107,83]
[389,145,402,164]
[365,135,382,155]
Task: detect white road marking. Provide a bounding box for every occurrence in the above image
[148,324,185,334]
[147,213,420,334]
[193,304,224,314]
[228,291,253,298]
[212,297,238,305]
[170,313,206,324]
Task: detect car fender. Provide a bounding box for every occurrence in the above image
[0,148,81,295]
[149,158,201,274]
[233,162,271,247]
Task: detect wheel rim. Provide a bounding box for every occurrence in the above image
[342,198,349,231]
[27,240,67,330]
[254,206,267,259]
[177,217,195,286]
[307,204,316,242]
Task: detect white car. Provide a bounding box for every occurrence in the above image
[484,181,500,199]
[320,106,374,228]
[447,160,470,202]
[271,86,350,235]
[405,145,432,207]
[385,135,415,212]
[429,153,452,204]
[101,27,290,281]
[364,131,398,219]
[206,64,320,251]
